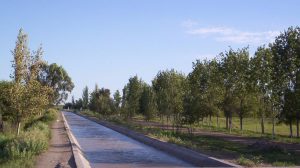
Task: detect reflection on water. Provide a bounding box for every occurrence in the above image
[63,112,192,168]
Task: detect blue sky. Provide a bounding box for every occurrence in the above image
[1,0,299,101]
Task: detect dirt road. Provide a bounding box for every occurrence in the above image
[35,112,76,168]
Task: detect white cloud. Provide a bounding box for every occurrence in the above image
[182,20,280,44]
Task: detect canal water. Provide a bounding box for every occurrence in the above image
[63,112,193,168]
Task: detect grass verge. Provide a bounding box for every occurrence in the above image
[0,108,58,168]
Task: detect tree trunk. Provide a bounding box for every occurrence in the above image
[289,120,293,138]
[229,116,232,133]
[167,116,169,129]
[297,118,299,138]
[239,99,243,131]
[209,114,212,127]
[217,115,219,128]
[240,116,243,131]
[17,122,21,136]
[261,116,265,134]
[0,114,3,132]
[226,116,228,129]
[272,117,275,139]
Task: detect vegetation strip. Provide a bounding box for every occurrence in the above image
[75,112,240,167]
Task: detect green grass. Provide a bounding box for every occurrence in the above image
[127,114,300,143]
[199,116,297,136]
[0,108,58,168]
[121,120,300,166]
[191,117,300,143]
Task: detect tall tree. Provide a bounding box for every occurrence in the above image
[271,26,300,137]
[39,63,74,105]
[113,90,122,114]
[10,29,53,135]
[139,85,157,121]
[153,69,186,130]
[82,86,89,109]
[250,46,273,134]
[125,76,144,119]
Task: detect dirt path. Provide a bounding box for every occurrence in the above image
[35,112,76,168]
[131,120,300,154]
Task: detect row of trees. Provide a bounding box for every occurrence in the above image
[70,26,300,138]
[0,29,74,135]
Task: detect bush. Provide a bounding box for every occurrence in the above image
[4,122,49,160]
[24,108,58,130]
[41,108,58,123]
[236,155,255,167]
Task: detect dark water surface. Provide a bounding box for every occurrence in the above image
[63,112,193,168]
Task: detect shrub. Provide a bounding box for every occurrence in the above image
[3,122,50,160]
[236,155,255,167]
[41,108,58,123]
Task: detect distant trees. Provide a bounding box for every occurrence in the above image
[82,86,89,109]
[87,84,115,117]
[68,26,300,138]
[113,90,122,114]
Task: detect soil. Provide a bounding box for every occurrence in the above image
[131,120,300,154]
[35,112,76,168]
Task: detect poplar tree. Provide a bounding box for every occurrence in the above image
[82,86,89,109]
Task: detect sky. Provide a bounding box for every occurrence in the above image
[0,0,300,101]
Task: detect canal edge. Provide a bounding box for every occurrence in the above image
[61,111,92,168]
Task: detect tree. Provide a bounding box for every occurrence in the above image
[280,90,296,137]
[233,48,252,131]
[10,29,53,135]
[188,59,224,127]
[82,86,89,109]
[250,46,273,134]
[153,69,186,131]
[271,26,300,138]
[39,63,74,105]
[125,76,144,119]
[0,81,12,132]
[139,85,157,121]
[74,98,83,110]
[89,84,99,112]
[113,90,122,114]
[295,71,300,138]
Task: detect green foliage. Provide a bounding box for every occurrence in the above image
[0,109,53,167]
[82,86,89,109]
[113,90,122,112]
[39,63,74,105]
[89,85,115,117]
[237,155,256,167]
[152,69,186,128]
[123,76,145,119]
[139,85,157,121]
